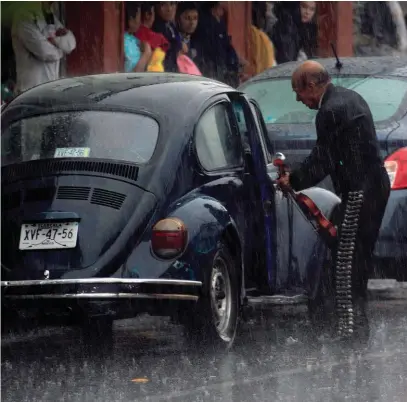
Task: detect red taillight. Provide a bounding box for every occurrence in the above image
[385,147,407,190]
[151,218,187,259]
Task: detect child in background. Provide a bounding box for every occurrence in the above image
[176,2,203,66]
[124,2,152,72]
[135,3,169,51]
[153,2,183,72]
[134,3,169,72]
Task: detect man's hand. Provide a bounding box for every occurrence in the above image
[55,28,68,37]
[276,172,291,193]
[180,42,189,55]
[47,36,57,46]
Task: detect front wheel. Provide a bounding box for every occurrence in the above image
[182,243,240,350]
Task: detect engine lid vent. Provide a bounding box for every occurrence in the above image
[2,159,139,183]
[90,188,126,210]
[57,186,91,200]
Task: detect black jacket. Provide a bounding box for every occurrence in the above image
[152,18,182,73]
[290,84,390,199]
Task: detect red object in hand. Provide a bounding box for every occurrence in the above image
[273,156,337,245]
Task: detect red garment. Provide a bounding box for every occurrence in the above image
[135,25,169,51]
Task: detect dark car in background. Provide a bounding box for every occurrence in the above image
[240,56,407,280]
[2,73,343,348]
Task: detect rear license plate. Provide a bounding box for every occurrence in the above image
[19,222,79,250]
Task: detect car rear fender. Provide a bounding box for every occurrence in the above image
[167,195,242,285]
[123,195,244,291]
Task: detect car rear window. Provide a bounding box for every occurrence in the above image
[243,76,407,125]
[1,111,159,166]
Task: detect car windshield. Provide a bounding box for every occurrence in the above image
[1,110,159,167]
[243,76,407,125]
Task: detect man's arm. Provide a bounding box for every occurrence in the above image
[14,16,63,61]
[289,134,333,191]
[53,17,76,55]
[325,108,369,191]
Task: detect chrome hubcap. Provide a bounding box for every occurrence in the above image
[210,257,232,341]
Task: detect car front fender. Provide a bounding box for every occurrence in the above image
[273,186,341,296]
[299,187,342,220]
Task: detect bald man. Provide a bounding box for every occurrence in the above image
[277,61,390,339]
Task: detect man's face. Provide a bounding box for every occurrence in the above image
[300,1,316,23]
[179,9,198,34]
[157,2,177,22]
[292,80,318,110]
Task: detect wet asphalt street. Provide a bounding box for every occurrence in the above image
[2,280,407,402]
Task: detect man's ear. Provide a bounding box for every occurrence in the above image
[308,81,316,90]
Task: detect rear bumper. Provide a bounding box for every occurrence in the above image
[2,278,203,323]
[1,278,202,302]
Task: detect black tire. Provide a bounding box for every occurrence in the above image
[182,242,240,350]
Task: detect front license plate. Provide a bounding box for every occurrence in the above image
[19,222,79,250]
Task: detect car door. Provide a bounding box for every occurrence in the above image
[248,99,326,294]
[228,94,277,292]
[193,95,249,261]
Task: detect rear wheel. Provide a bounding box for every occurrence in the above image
[182,243,240,350]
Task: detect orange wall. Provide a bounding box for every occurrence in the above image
[222,1,252,62]
[65,1,123,76]
[317,1,353,58]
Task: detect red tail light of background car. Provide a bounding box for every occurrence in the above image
[385,147,407,190]
[151,217,187,259]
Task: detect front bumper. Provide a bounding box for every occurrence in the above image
[1,278,202,301]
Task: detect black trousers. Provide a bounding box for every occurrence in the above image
[334,177,390,301]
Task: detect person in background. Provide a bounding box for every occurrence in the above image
[152,2,183,72]
[175,2,202,65]
[270,2,301,64]
[248,2,277,76]
[195,2,241,86]
[297,1,318,60]
[11,1,76,93]
[135,2,169,51]
[124,2,152,73]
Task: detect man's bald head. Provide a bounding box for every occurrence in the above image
[292,61,330,91]
[291,61,331,110]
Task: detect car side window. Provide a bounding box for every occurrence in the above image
[250,102,273,164]
[195,103,243,171]
[231,100,251,153]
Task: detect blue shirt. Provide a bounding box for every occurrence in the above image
[124,32,141,73]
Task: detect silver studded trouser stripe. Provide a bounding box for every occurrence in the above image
[335,190,364,338]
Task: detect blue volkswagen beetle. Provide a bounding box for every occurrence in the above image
[1,73,341,348]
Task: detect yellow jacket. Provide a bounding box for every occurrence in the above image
[249,25,276,76]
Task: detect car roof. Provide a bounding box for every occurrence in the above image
[244,56,407,84]
[7,73,234,113]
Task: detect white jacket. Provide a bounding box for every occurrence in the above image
[12,10,76,93]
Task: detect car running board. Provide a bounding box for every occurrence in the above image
[245,294,308,307]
